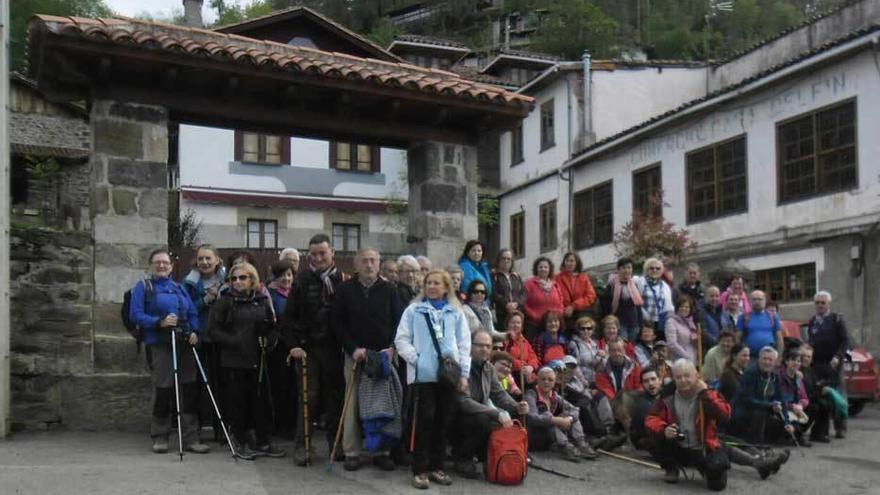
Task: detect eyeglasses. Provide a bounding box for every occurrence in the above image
[152,260,171,266]
[648,266,662,271]
[471,289,486,295]
[578,326,594,331]
[231,275,250,281]
[472,343,492,349]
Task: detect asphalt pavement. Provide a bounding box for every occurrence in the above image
[1,403,878,495]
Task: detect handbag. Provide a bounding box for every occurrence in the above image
[422,312,461,388]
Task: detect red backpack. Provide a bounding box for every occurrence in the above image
[486,421,528,485]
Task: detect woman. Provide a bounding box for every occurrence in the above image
[780,350,811,443]
[209,262,282,459]
[129,248,207,454]
[493,248,526,328]
[633,325,657,368]
[181,244,226,437]
[555,252,597,327]
[720,274,752,315]
[395,269,470,489]
[635,257,674,338]
[458,240,493,298]
[266,260,295,315]
[462,280,506,341]
[532,310,567,366]
[665,296,698,363]
[502,311,540,386]
[567,316,602,383]
[596,315,635,361]
[396,255,421,306]
[265,259,297,437]
[222,251,277,319]
[600,258,644,342]
[718,344,750,403]
[523,257,565,339]
[447,265,468,304]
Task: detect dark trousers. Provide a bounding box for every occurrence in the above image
[224,368,271,445]
[196,343,223,430]
[295,345,344,450]
[732,409,787,444]
[653,439,729,479]
[411,382,455,474]
[267,345,297,435]
[451,413,492,461]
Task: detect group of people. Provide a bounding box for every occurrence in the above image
[129,238,853,491]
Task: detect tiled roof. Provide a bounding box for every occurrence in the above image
[495,49,562,62]
[30,16,533,110]
[450,67,517,88]
[392,34,470,50]
[592,59,708,70]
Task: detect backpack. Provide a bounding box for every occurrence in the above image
[121,279,154,348]
[486,421,528,485]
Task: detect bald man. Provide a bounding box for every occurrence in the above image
[736,290,783,359]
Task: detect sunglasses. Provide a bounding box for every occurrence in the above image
[231,275,250,281]
[471,289,487,295]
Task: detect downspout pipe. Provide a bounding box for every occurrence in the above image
[581,51,592,145]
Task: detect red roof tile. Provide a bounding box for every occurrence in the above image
[30,15,533,110]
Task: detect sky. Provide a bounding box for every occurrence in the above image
[104,0,218,23]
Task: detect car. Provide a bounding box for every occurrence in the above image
[781,320,879,416]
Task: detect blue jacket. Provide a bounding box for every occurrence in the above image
[267,286,288,316]
[459,257,493,297]
[129,275,200,346]
[181,267,226,339]
[394,300,471,385]
[731,363,785,422]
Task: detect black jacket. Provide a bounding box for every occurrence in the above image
[281,267,345,350]
[599,285,642,329]
[208,290,275,370]
[493,271,525,323]
[333,275,403,356]
[807,312,849,365]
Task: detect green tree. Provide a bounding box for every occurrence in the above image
[210,0,276,26]
[10,0,113,71]
[530,0,621,58]
[366,17,403,49]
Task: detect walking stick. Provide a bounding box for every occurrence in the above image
[696,322,706,454]
[170,329,185,462]
[258,337,277,426]
[596,448,662,470]
[192,346,238,460]
[409,386,420,453]
[527,456,590,481]
[300,357,311,467]
[519,366,527,426]
[327,362,359,472]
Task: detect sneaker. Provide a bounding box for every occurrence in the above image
[412,474,429,490]
[562,445,582,463]
[234,444,257,461]
[294,446,315,466]
[253,444,286,458]
[185,442,211,454]
[578,443,599,461]
[152,438,169,454]
[455,458,480,479]
[373,454,395,472]
[664,466,679,484]
[429,470,453,486]
[344,456,361,471]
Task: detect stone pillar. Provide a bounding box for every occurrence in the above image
[406,142,479,264]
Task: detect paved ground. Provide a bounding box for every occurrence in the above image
[1,403,879,495]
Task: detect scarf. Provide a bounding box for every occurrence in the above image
[268,281,290,298]
[610,274,643,313]
[538,278,554,293]
[312,263,338,297]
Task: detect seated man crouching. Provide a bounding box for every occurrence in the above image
[453,330,529,479]
[645,359,731,491]
[525,367,593,462]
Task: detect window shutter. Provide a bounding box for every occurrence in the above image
[281,137,291,165]
[371,146,381,173]
[329,141,337,169]
[234,130,243,161]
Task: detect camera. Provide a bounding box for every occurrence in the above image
[675,431,687,442]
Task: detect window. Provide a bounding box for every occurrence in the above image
[539,201,557,252]
[330,142,381,172]
[247,219,277,249]
[235,131,289,164]
[573,182,613,249]
[633,164,662,218]
[540,99,555,151]
[332,223,360,251]
[510,212,525,259]
[510,125,524,166]
[686,136,747,223]
[752,263,817,303]
[777,100,857,203]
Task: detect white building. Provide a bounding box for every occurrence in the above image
[497,1,880,349]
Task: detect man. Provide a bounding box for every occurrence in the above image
[334,248,403,471]
[736,291,783,360]
[380,259,399,284]
[701,285,723,348]
[800,344,836,443]
[719,292,742,333]
[650,340,673,385]
[645,359,731,491]
[678,263,705,308]
[596,339,643,402]
[806,291,850,439]
[703,331,736,384]
[731,347,792,444]
[556,355,605,455]
[283,234,346,466]
[629,367,664,451]
[526,367,593,462]
[453,330,529,478]
[416,255,433,278]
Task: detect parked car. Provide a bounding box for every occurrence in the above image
[781,320,879,416]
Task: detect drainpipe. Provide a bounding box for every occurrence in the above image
[581,50,592,147]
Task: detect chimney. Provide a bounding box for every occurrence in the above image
[182,0,204,28]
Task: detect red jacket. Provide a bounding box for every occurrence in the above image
[598,338,637,360]
[554,272,597,312]
[523,277,564,327]
[595,358,642,401]
[504,334,540,381]
[645,388,731,452]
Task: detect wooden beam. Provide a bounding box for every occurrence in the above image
[224,76,239,100]
[161,67,178,91]
[385,99,401,122]
[430,107,449,126]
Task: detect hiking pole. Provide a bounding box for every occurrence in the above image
[527,457,589,481]
[300,357,311,467]
[191,346,237,461]
[596,448,662,470]
[519,366,527,427]
[777,409,805,457]
[170,328,185,462]
[409,386,420,453]
[696,323,706,455]
[327,361,359,472]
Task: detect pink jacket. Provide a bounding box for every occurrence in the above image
[523,277,564,327]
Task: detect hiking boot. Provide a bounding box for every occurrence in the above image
[455,457,480,479]
[562,445,582,463]
[412,474,429,490]
[343,456,361,471]
[185,442,211,454]
[152,438,169,454]
[835,429,847,439]
[754,455,775,480]
[706,470,728,491]
[294,446,315,466]
[771,449,790,474]
[373,454,395,472]
[253,444,286,458]
[664,466,679,484]
[429,470,453,486]
[798,436,812,448]
[233,442,257,461]
[810,434,831,443]
[599,431,628,451]
[578,443,599,460]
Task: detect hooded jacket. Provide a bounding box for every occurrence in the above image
[208,290,275,369]
[595,356,641,401]
[645,385,731,452]
[129,275,200,346]
[459,257,494,297]
[181,266,226,341]
[394,299,471,385]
